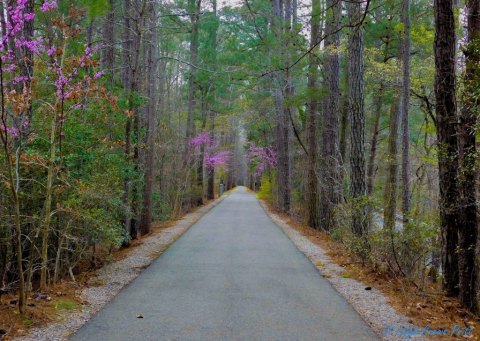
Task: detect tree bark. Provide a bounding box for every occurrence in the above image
[434,0,460,297]
[320,0,342,231]
[139,5,158,236]
[458,0,479,313]
[101,0,116,87]
[40,120,57,290]
[122,0,147,240]
[196,96,208,204]
[0,51,25,313]
[306,0,321,229]
[347,0,367,236]
[185,0,202,148]
[18,0,34,140]
[400,0,411,222]
[339,86,349,166]
[273,0,291,212]
[207,108,215,199]
[131,0,148,236]
[121,0,133,241]
[366,83,384,195]
[206,0,218,201]
[183,0,202,208]
[283,0,293,212]
[383,99,400,234]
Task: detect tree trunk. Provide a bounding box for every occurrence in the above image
[130,0,147,236]
[122,0,133,241]
[122,0,147,240]
[283,0,293,212]
[347,0,367,236]
[18,0,34,140]
[0,0,9,291]
[197,96,208,204]
[139,5,158,236]
[0,54,25,311]
[183,0,202,208]
[185,0,201,148]
[400,0,411,222]
[40,120,57,290]
[434,0,460,297]
[273,0,291,212]
[206,0,218,201]
[383,99,400,234]
[306,0,321,229]
[457,0,479,313]
[320,0,342,231]
[101,0,115,87]
[366,83,384,195]
[207,108,215,199]
[339,70,349,166]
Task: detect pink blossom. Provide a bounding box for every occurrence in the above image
[12,76,28,84]
[93,70,106,80]
[21,118,29,128]
[3,64,17,73]
[205,151,232,167]
[247,144,277,177]
[69,103,83,111]
[0,125,19,138]
[0,0,105,120]
[47,46,55,56]
[24,12,35,21]
[9,127,19,138]
[55,74,68,98]
[92,44,103,53]
[190,132,211,148]
[23,38,45,54]
[5,50,15,62]
[40,0,57,12]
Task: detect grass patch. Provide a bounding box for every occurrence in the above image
[52,298,79,311]
[20,315,33,326]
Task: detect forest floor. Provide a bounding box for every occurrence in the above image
[260,201,480,340]
[0,195,226,341]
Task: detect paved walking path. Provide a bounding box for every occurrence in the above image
[70,187,378,341]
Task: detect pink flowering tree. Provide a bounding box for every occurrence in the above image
[247,143,277,177]
[187,132,233,203]
[0,0,106,311]
[190,132,233,169]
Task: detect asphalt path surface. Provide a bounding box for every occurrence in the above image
[70,187,379,341]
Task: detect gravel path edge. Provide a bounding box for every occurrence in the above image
[259,200,425,341]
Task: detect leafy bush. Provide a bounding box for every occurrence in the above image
[332,196,439,281]
[257,172,273,200]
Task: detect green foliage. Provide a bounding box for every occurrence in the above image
[332,195,440,279]
[331,197,375,261]
[62,171,126,248]
[152,192,172,221]
[80,0,111,18]
[257,173,273,201]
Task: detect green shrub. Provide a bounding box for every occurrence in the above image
[257,173,273,201]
